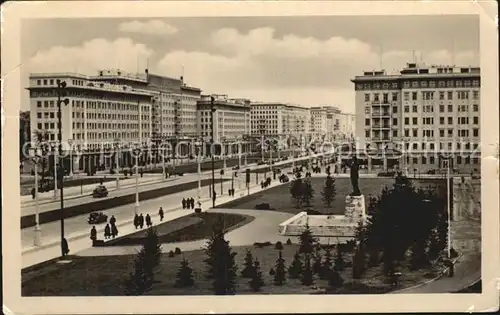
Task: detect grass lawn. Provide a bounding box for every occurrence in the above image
[216,177,446,215]
[22,243,443,296]
[106,212,255,246]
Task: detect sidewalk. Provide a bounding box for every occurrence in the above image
[21,177,287,269]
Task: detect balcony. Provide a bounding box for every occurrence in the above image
[372,124,391,129]
[372,111,391,117]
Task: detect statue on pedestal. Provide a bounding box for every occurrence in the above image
[350,155,362,196]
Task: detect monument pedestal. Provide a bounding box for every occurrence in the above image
[345,194,366,223]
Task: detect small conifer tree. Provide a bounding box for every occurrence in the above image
[174,258,195,288]
[288,251,303,279]
[320,246,333,280]
[273,250,286,285]
[301,254,314,286]
[241,249,254,278]
[248,259,265,292]
[334,245,345,271]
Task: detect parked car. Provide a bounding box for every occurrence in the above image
[257,161,266,166]
[38,180,55,193]
[92,185,109,198]
[427,169,436,175]
[377,171,396,177]
[88,212,108,224]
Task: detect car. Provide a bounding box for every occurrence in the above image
[257,161,266,166]
[427,169,436,175]
[92,185,109,198]
[88,212,108,224]
[377,171,396,177]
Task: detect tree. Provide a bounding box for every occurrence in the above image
[32,130,51,182]
[273,250,286,285]
[320,246,333,280]
[352,243,367,279]
[174,258,195,288]
[333,245,345,271]
[321,175,336,208]
[328,269,344,289]
[301,254,314,286]
[312,249,323,275]
[298,224,317,255]
[124,227,162,295]
[203,221,238,295]
[241,250,254,278]
[288,251,303,279]
[290,174,304,208]
[248,259,265,292]
[301,179,314,207]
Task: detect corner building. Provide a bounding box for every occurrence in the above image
[352,62,480,173]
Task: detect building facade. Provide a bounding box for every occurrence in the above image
[337,112,356,141]
[352,62,480,173]
[250,102,310,136]
[197,94,251,156]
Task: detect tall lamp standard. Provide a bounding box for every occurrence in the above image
[52,145,58,200]
[30,148,42,246]
[67,139,73,177]
[195,138,202,202]
[114,139,121,189]
[133,148,141,215]
[56,79,69,256]
[441,154,452,259]
[210,96,216,207]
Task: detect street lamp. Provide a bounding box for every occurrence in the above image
[52,145,58,200]
[195,138,202,202]
[30,147,42,246]
[114,140,121,189]
[210,96,216,207]
[56,79,69,257]
[67,139,73,177]
[133,147,141,215]
[441,154,452,259]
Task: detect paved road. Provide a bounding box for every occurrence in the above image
[21,176,281,269]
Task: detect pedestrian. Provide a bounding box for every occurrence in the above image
[104,224,111,239]
[190,197,195,209]
[134,214,139,229]
[31,187,36,200]
[90,226,97,244]
[61,237,70,256]
[145,214,152,227]
[109,215,116,226]
[212,190,217,204]
[159,207,164,221]
[111,224,118,238]
[139,213,144,229]
[182,198,186,209]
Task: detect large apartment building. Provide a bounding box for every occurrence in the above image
[309,106,340,138]
[197,94,251,155]
[250,103,310,136]
[28,69,202,172]
[352,62,480,173]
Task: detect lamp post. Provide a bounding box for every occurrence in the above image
[30,148,42,246]
[196,139,202,202]
[162,145,166,181]
[56,79,69,257]
[210,96,216,207]
[442,155,452,259]
[114,140,121,189]
[238,141,242,169]
[133,148,141,215]
[53,146,58,200]
[68,139,73,177]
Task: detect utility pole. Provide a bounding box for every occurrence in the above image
[210,96,216,208]
[56,79,69,257]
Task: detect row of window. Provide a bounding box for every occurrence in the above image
[405,155,480,165]
[357,79,480,91]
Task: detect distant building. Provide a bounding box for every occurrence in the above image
[197,94,251,155]
[309,105,341,139]
[351,61,480,173]
[250,102,310,136]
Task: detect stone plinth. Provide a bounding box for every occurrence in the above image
[345,194,366,223]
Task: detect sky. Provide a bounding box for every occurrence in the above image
[21,15,479,113]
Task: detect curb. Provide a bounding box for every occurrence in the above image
[392,253,464,293]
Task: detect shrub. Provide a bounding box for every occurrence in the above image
[288,251,303,279]
[253,241,272,248]
[273,250,286,285]
[275,241,283,250]
[286,238,292,245]
[248,259,265,292]
[241,250,254,278]
[269,268,275,276]
[255,203,271,210]
[175,247,182,255]
[168,250,175,258]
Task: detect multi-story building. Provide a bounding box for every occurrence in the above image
[28,69,202,172]
[197,94,251,156]
[352,62,480,173]
[337,112,356,141]
[310,105,345,140]
[250,102,310,136]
